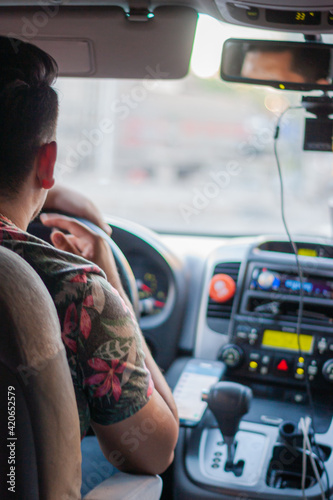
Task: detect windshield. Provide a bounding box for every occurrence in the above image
[56,16,333,237]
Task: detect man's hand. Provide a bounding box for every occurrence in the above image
[43,185,112,236]
[40,213,123,293]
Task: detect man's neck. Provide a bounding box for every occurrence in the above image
[0,197,34,231]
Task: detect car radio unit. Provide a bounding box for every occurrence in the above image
[220,259,333,389]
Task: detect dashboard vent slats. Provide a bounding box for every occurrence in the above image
[207,262,240,321]
[247,297,333,326]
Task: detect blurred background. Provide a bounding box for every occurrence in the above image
[56,16,333,237]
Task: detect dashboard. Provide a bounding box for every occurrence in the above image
[127,253,169,318]
[109,218,333,398]
[108,219,333,499]
[194,236,333,428]
[26,210,333,499]
[107,217,189,370]
[28,214,333,498]
[29,214,333,415]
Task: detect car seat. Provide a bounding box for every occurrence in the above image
[0,246,162,499]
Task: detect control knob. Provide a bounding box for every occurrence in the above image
[219,344,244,369]
[322,359,333,382]
[257,270,280,291]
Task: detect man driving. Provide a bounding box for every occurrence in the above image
[241,45,331,84]
[0,35,179,494]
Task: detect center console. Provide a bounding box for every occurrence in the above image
[222,261,333,389]
[173,237,333,500]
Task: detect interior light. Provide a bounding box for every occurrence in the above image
[125,10,154,20]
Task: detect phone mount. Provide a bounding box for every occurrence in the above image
[302,95,333,117]
[302,95,333,152]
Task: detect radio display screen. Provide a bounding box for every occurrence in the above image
[297,248,318,257]
[262,330,314,354]
[251,267,333,299]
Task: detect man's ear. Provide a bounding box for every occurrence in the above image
[36,141,57,190]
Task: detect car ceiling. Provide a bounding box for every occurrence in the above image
[0,0,332,78]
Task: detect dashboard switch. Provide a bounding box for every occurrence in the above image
[294,394,305,404]
[308,365,318,376]
[219,344,243,369]
[318,338,328,354]
[249,352,260,361]
[322,359,333,382]
[295,367,305,380]
[262,355,270,365]
[249,361,258,372]
[248,330,258,345]
[276,359,289,372]
[209,273,236,303]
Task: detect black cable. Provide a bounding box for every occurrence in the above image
[274,106,331,500]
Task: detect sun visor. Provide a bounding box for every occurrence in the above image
[0,6,198,78]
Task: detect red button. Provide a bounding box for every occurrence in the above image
[209,274,236,303]
[277,359,289,371]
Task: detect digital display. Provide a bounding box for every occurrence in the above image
[250,267,333,299]
[297,248,318,257]
[266,9,321,26]
[262,330,314,354]
[173,372,218,422]
[173,361,224,425]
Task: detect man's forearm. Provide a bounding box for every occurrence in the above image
[140,336,179,424]
[97,246,179,424]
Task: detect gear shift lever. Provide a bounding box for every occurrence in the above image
[202,381,252,470]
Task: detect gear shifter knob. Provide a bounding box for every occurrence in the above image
[202,381,252,469]
[203,381,252,438]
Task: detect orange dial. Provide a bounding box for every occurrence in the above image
[209,273,236,303]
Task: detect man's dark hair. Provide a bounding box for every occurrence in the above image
[0,36,58,196]
[291,47,330,83]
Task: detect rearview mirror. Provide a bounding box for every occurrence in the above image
[221,39,333,91]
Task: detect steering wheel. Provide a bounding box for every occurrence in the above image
[27,216,140,319]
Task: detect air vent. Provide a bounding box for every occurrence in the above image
[257,240,333,259]
[207,263,240,331]
[247,297,333,326]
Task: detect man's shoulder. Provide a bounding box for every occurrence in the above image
[0,222,135,330]
[0,223,105,290]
